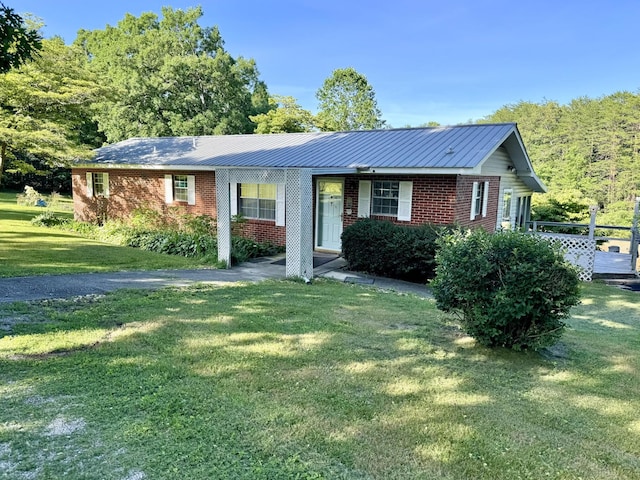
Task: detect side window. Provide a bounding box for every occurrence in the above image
[501,189,512,229]
[470,181,489,220]
[86,172,109,198]
[164,174,195,205]
[173,175,189,202]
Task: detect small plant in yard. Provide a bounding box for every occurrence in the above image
[431,228,581,350]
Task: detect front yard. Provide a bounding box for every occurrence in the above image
[0,279,638,479]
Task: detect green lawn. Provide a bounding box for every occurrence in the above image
[0,191,213,277]
[0,279,638,479]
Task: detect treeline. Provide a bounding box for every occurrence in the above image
[481,93,640,225]
[0,6,383,192]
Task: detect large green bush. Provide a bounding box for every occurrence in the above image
[431,229,581,350]
[341,218,452,282]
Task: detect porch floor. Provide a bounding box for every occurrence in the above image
[594,251,637,276]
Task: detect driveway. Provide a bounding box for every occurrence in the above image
[0,256,432,303]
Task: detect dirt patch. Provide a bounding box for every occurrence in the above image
[45,417,86,436]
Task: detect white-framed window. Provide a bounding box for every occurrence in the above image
[372,180,400,216]
[173,175,189,202]
[86,172,109,198]
[515,195,531,228]
[501,189,512,228]
[358,180,412,221]
[164,174,195,205]
[239,183,276,220]
[470,181,489,220]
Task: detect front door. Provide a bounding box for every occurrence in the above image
[316,179,344,251]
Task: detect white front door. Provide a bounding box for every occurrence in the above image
[316,179,344,251]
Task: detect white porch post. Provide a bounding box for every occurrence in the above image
[216,169,232,268]
[285,168,314,279]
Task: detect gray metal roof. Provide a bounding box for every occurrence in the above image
[86,123,545,191]
[91,123,517,169]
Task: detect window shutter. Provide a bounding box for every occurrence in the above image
[187,175,196,205]
[86,172,93,197]
[275,183,285,226]
[397,181,413,221]
[230,182,238,216]
[103,172,110,198]
[481,181,489,217]
[358,180,371,217]
[470,181,479,220]
[164,175,173,204]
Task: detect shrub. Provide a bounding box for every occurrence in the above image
[431,229,581,350]
[231,236,282,264]
[31,211,68,227]
[341,218,452,282]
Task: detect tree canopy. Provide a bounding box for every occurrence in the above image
[250,95,316,133]
[316,67,384,131]
[481,92,640,225]
[0,37,106,186]
[75,6,269,142]
[0,2,42,73]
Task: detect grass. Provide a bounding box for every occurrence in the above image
[0,279,638,479]
[0,191,213,277]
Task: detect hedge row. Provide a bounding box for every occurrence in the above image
[340,218,453,282]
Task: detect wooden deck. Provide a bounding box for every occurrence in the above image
[593,251,638,276]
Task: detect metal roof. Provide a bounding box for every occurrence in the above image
[91,123,514,168]
[86,123,545,191]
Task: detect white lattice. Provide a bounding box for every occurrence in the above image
[537,233,596,282]
[215,169,231,266]
[285,169,314,279]
[216,168,314,279]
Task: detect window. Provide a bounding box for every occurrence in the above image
[372,181,400,216]
[515,195,531,228]
[470,181,489,220]
[173,175,188,202]
[501,189,512,229]
[86,172,109,198]
[164,174,195,205]
[358,180,412,221]
[239,183,276,220]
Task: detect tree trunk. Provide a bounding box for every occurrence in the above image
[0,142,6,188]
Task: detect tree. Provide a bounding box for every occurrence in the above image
[316,67,384,131]
[0,2,42,73]
[75,7,269,142]
[250,95,316,133]
[0,37,106,187]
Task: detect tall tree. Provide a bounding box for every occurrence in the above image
[0,2,42,73]
[75,7,269,142]
[316,67,384,131]
[250,95,316,133]
[0,37,106,187]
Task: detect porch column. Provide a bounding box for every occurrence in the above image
[285,168,314,279]
[215,168,232,268]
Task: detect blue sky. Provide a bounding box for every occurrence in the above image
[16,0,640,127]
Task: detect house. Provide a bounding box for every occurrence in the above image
[72,123,546,278]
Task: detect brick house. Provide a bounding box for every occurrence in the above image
[73,123,546,277]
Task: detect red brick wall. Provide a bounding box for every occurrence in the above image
[454,175,500,231]
[72,169,501,248]
[342,174,459,228]
[72,168,287,246]
[72,169,217,222]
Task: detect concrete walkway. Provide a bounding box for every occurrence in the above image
[0,256,433,304]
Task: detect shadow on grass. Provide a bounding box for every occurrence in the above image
[1,280,638,479]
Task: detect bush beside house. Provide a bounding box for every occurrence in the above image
[431,229,581,350]
[340,218,453,282]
